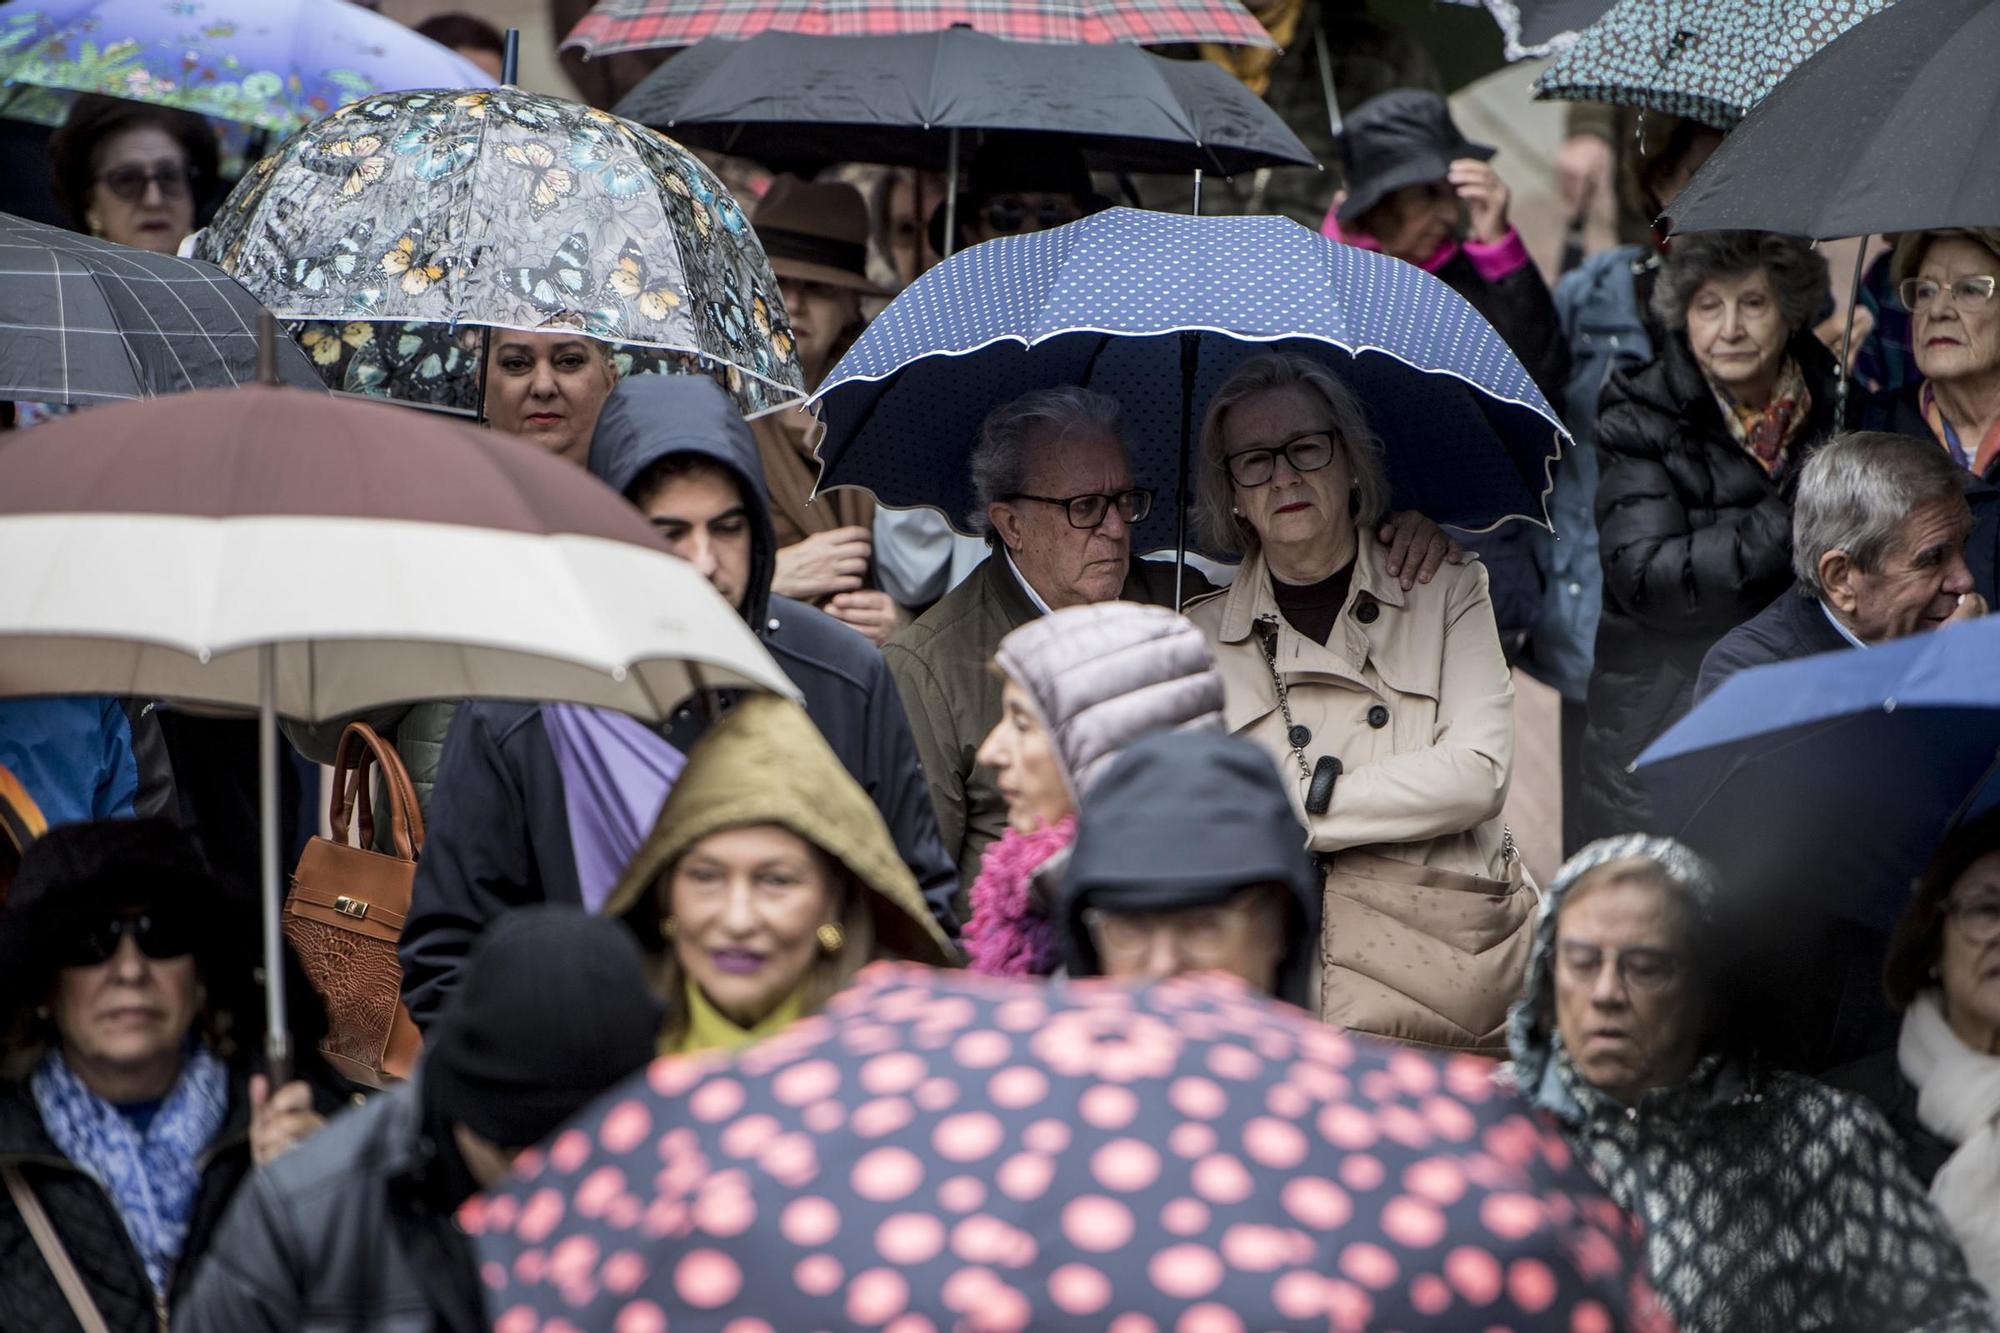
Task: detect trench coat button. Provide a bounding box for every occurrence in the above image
[1354,599,1379,625]
[1288,724,1311,749]
[1367,704,1390,730]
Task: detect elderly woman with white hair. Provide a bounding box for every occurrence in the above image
[1509,835,1997,1331]
[1864,229,2000,479]
[1184,350,1529,1054]
[963,601,1224,978]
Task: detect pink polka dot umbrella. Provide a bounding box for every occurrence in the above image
[464,966,1674,1332]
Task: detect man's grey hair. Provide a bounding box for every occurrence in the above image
[1792,431,1969,597]
[1194,351,1389,556]
[1651,230,1828,336]
[967,386,1124,537]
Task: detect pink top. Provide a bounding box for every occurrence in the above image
[1320,212,1531,286]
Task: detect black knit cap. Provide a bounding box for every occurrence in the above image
[1059,731,1322,1006]
[424,907,664,1149]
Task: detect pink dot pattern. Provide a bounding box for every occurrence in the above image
[466,965,1671,1331]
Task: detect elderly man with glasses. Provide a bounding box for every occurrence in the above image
[883,384,1457,898]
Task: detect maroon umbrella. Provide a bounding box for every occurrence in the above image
[467,966,1673,1331]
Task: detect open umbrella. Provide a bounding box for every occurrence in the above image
[1635,616,2000,934]
[1475,0,1614,59]
[0,0,496,133]
[0,209,322,405]
[1662,0,1998,240]
[1532,0,1891,127]
[196,86,804,416]
[0,377,798,1075]
[466,965,1670,1331]
[613,28,1316,177]
[563,0,1275,56]
[812,207,1566,600]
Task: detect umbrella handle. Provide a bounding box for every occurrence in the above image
[259,643,292,1087]
[1836,241,1866,422]
[503,29,521,87]
[942,129,961,261]
[1174,331,1199,611]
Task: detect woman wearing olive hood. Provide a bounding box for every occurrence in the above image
[605,695,955,1053]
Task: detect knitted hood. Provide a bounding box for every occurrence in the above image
[603,695,954,967]
[991,601,1225,806]
[1505,834,1726,1108]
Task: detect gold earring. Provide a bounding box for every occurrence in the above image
[661,917,678,940]
[85,211,103,237]
[816,923,845,954]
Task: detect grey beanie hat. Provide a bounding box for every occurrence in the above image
[992,601,1225,805]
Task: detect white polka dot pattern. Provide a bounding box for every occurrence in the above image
[810,208,1567,553]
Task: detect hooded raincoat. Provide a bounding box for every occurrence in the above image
[1506,835,1996,1333]
[604,694,956,1051]
[397,377,957,1030]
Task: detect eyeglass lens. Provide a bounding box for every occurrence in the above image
[100,164,193,204]
[1226,433,1336,487]
[1065,489,1151,528]
[66,911,194,968]
[1898,276,1998,312]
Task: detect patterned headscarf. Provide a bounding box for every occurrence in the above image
[1504,834,1724,1103]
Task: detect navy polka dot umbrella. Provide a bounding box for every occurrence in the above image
[807,208,1568,580]
[466,966,1672,1332]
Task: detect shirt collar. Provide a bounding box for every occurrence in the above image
[1002,547,1055,616]
[1820,599,1870,650]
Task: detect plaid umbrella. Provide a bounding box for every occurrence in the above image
[1533,0,1892,127]
[563,0,1275,57]
[0,0,495,134]
[0,209,322,405]
[468,966,1671,1331]
[196,87,804,416]
[613,27,1316,176]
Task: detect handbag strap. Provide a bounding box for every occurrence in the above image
[329,722,425,860]
[3,1165,114,1333]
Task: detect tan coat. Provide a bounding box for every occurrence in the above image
[1186,531,1531,1052]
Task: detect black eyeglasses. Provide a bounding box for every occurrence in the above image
[96,162,196,204]
[63,911,195,969]
[982,200,1081,234]
[1555,942,1682,992]
[1008,487,1153,529]
[1222,430,1337,488]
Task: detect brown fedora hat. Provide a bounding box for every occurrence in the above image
[750,175,893,298]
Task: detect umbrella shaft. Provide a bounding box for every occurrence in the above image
[259,644,291,1085]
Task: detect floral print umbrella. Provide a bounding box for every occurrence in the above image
[466,966,1673,1332]
[197,87,803,415]
[0,0,497,134]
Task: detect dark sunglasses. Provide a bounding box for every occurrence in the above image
[96,162,197,204]
[64,911,195,969]
[982,200,1081,234]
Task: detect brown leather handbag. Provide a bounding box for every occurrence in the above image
[284,722,424,1088]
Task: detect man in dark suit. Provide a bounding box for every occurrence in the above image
[1697,431,1990,699]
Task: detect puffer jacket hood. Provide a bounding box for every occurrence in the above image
[992,602,1225,806]
[1058,730,1321,1007]
[1505,833,1724,1108]
[587,374,777,628]
[603,695,954,967]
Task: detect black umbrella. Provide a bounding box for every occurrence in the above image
[1662,0,1998,240]
[0,210,322,406]
[613,27,1316,177]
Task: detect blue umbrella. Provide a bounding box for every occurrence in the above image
[811,207,1566,581]
[0,0,496,133]
[1635,616,2000,932]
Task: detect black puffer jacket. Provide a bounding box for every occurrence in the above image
[1576,331,1844,841]
[0,1074,252,1333]
[177,1078,483,1333]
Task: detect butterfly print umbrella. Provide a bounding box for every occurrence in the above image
[466,966,1672,1331]
[197,87,803,415]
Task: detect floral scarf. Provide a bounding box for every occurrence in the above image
[1713,357,1811,476]
[31,1043,229,1293]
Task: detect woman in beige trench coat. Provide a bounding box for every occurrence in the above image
[1184,351,1534,1054]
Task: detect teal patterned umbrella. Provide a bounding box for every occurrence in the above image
[0,0,496,133]
[1532,0,1893,127]
[197,87,803,415]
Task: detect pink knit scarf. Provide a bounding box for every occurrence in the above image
[963,818,1076,977]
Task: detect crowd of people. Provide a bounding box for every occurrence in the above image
[3,3,2000,1331]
